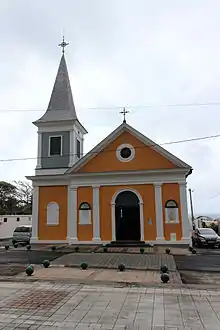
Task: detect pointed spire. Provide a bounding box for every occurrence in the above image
[34,53,78,124]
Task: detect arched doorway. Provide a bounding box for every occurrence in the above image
[115,190,141,241]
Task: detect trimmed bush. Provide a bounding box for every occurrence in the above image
[75,246,79,252]
[51,246,56,251]
[43,260,50,268]
[161,273,169,283]
[160,264,169,273]
[81,262,88,270]
[118,264,126,272]
[165,248,171,254]
[14,243,18,248]
[5,245,9,251]
[26,265,34,276]
[103,247,108,253]
[140,247,145,254]
[26,245,31,251]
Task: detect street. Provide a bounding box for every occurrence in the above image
[0,247,69,265]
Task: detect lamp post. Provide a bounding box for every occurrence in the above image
[189,188,195,229]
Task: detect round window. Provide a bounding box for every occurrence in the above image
[116,143,135,162]
[120,147,131,159]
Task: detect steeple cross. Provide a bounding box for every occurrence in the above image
[58,36,69,54]
[120,107,129,123]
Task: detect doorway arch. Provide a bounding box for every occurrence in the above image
[111,189,144,241]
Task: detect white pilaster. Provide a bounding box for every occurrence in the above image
[30,186,39,243]
[92,186,101,242]
[36,132,42,169]
[154,183,165,241]
[69,130,74,167]
[111,203,116,241]
[179,182,191,242]
[67,186,78,244]
[139,202,144,241]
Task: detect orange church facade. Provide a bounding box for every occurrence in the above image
[27,47,192,245]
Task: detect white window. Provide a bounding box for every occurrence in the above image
[49,136,62,156]
[79,202,91,225]
[47,202,59,225]
[165,200,179,224]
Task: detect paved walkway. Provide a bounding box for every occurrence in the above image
[52,253,176,271]
[0,281,220,329]
[14,267,181,286]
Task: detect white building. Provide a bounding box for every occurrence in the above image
[0,215,32,240]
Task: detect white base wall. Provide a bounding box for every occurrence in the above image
[0,215,32,239]
[30,238,190,245]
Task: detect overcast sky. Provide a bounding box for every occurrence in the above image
[0,0,220,215]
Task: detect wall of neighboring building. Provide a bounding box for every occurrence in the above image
[0,215,32,239]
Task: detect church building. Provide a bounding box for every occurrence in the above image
[27,42,193,245]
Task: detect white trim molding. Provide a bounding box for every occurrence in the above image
[36,132,42,169]
[30,186,39,243]
[67,186,78,244]
[116,143,135,162]
[92,186,101,242]
[111,188,144,241]
[68,129,74,167]
[154,183,165,241]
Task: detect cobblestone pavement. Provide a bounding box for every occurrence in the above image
[0,281,220,329]
[52,253,176,271]
[15,267,181,285]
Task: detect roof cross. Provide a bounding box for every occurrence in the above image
[120,107,129,123]
[58,36,69,54]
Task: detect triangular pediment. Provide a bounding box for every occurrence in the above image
[66,122,191,174]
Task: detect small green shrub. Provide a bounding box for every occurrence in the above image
[118,264,126,272]
[165,248,171,254]
[103,247,108,252]
[5,245,9,251]
[160,264,169,273]
[26,265,34,276]
[161,273,169,283]
[81,262,88,270]
[75,246,79,252]
[51,246,56,251]
[26,245,31,251]
[140,247,145,254]
[43,260,50,268]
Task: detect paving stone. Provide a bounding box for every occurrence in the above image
[52,253,176,270]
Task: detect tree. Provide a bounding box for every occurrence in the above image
[0,181,18,215]
[13,180,32,214]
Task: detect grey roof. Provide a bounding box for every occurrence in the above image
[33,54,77,125]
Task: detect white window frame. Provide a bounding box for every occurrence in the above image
[48,135,63,157]
[116,143,135,162]
[165,200,179,224]
[47,202,59,226]
[79,202,91,225]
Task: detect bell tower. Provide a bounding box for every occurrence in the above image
[33,38,87,175]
